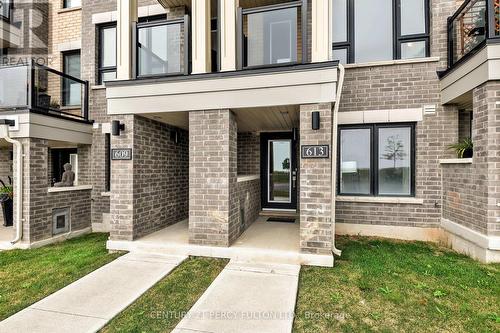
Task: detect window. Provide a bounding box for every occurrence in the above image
[63,0,81,9]
[98,24,117,84]
[1,0,11,20]
[105,133,111,192]
[51,148,78,186]
[332,0,429,64]
[338,124,415,196]
[62,51,81,106]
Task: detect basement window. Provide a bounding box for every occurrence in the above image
[338,123,415,197]
[53,208,70,235]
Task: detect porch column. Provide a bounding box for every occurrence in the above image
[299,103,334,255]
[220,0,239,71]
[189,110,238,247]
[116,0,138,80]
[191,0,212,74]
[311,0,332,62]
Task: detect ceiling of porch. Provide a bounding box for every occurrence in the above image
[144,105,299,132]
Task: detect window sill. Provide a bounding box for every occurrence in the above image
[48,185,93,193]
[343,57,440,69]
[237,175,260,183]
[336,196,424,205]
[439,158,473,164]
[101,192,111,197]
[91,85,106,90]
[58,7,82,14]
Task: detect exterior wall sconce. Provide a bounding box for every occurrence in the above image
[111,120,125,136]
[293,128,298,141]
[312,111,320,130]
[170,130,178,144]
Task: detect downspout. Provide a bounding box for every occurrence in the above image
[331,63,345,256]
[0,122,23,244]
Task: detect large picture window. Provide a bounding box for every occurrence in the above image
[62,51,81,106]
[332,0,429,64]
[98,24,117,84]
[338,123,415,197]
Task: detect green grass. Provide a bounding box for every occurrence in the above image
[294,236,500,333]
[101,257,228,333]
[0,233,122,320]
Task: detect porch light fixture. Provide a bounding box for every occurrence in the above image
[312,111,320,130]
[170,130,178,144]
[111,120,125,136]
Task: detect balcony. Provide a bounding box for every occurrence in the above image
[439,0,500,105]
[238,0,307,69]
[135,15,189,78]
[447,0,500,68]
[0,61,89,122]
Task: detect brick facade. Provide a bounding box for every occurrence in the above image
[189,110,239,247]
[12,138,91,243]
[109,115,188,241]
[300,103,333,255]
[237,132,260,176]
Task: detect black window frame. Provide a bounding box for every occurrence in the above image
[97,23,117,85]
[332,0,430,64]
[63,0,81,9]
[61,50,81,107]
[105,133,111,192]
[337,123,416,197]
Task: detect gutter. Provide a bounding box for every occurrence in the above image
[0,120,23,244]
[331,64,345,257]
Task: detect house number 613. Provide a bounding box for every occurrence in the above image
[301,145,330,159]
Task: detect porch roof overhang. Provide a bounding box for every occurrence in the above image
[0,110,93,144]
[105,61,339,115]
[439,43,500,107]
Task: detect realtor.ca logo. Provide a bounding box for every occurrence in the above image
[0,0,51,66]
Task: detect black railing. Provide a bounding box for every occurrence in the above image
[447,0,500,68]
[238,0,308,70]
[135,15,190,78]
[0,60,89,121]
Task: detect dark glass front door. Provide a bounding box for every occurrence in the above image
[261,132,297,210]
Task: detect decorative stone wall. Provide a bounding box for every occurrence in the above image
[109,115,189,241]
[189,110,239,247]
[299,103,333,255]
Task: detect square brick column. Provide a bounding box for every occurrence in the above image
[189,110,238,247]
[299,103,333,255]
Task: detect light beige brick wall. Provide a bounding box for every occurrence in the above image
[300,103,333,255]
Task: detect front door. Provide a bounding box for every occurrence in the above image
[261,132,297,210]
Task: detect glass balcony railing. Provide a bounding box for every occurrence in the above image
[0,61,89,121]
[136,15,189,78]
[447,0,500,68]
[238,1,307,69]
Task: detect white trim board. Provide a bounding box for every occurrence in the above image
[338,108,423,125]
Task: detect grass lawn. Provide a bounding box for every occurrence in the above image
[294,236,500,333]
[101,257,228,333]
[0,233,122,321]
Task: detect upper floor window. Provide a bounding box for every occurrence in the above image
[62,51,81,106]
[1,0,11,20]
[98,24,117,84]
[332,0,429,64]
[338,123,415,197]
[63,0,81,9]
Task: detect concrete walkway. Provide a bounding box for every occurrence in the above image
[0,253,187,333]
[173,260,300,333]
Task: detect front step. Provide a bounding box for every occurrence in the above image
[259,210,299,218]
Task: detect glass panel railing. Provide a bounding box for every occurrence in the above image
[240,1,305,69]
[136,17,188,77]
[0,65,29,109]
[0,62,89,121]
[448,0,500,67]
